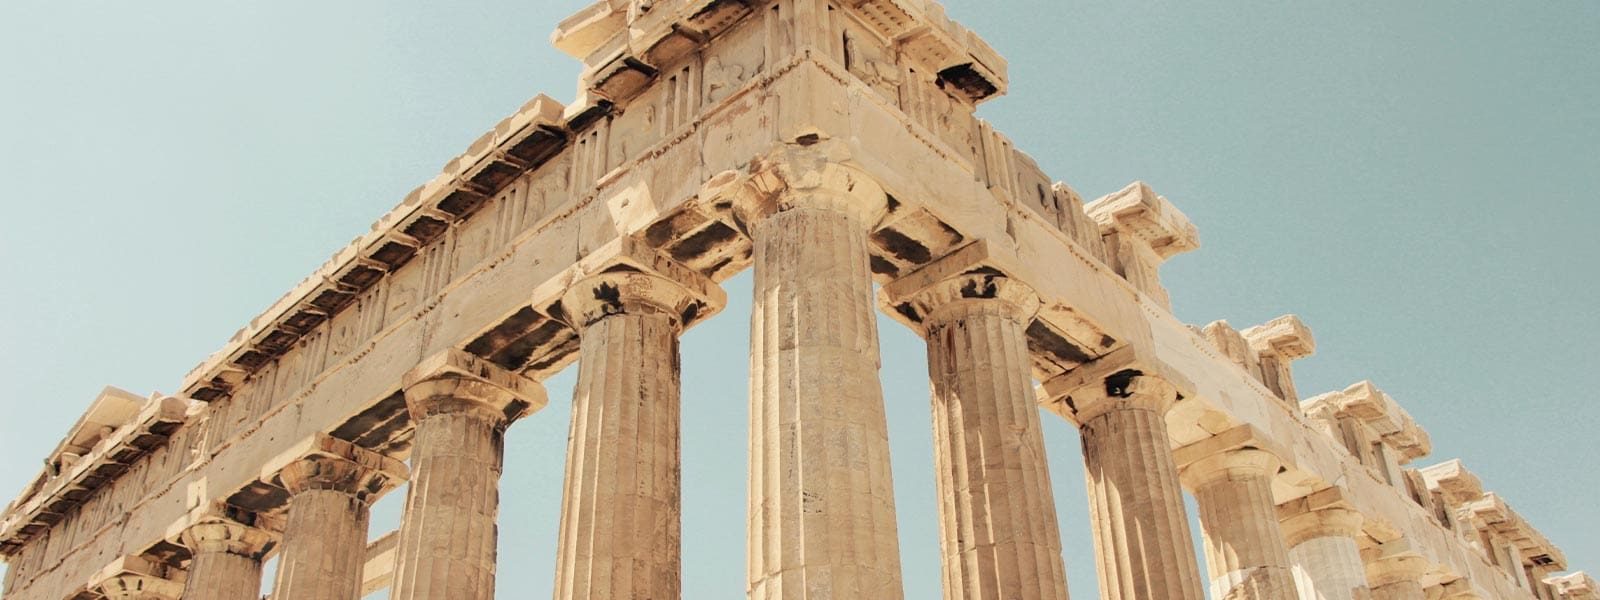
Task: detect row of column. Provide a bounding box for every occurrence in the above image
[126,158,1408,600]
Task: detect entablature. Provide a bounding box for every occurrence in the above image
[1303,380,1432,464]
[0,394,190,556]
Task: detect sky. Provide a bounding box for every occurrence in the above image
[1,1,1596,598]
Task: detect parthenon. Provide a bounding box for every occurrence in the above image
[1,1,1591,599]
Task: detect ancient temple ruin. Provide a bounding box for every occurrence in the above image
[2,1,1591,599]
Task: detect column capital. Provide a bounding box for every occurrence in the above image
[178,514,274,559]
[533,236,726,333]
[1173,424,1294,488]
[1039,348,1179,426]
[402,349,548,423]
[272,434,407,504]
[879,239,1047,330]
[1365,553,1430,589]
[96,574,186,600]
[714,139,888,226]
[1279,506,1365,547]
[90,556,185,600]
[557,271,703,330]
[1177,447,1279,489]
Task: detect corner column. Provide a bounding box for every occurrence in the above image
[390,350,547,600]
[1042,361,1205,600]
[551,265,723,600]
[736,144,904,599]
[1278,505,1370,600]
[179,510,272,600]
[882,265,1068,600]
[270,435,406,600]
[1177,448,1299,599]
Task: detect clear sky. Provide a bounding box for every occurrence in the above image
[1,1,1596,598]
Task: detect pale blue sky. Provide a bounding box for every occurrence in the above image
[1,2,1596,598]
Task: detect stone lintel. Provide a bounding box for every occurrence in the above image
[1242,314,1316,361]
[534,236,725,331]
[402,349,549,424]
[360,530,401,597]
[1302,380,1432,462]
[1085,181,1200,261]
[259,434,408,504]
[1172,424,1293,484]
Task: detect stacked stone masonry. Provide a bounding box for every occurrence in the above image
[0,1,1589,599]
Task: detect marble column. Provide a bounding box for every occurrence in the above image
[1280,507,1369,600]
[180,516,272,600]
[894,273,1069,600]
[1047,367,1205,600]
[742,153,904,599]
[98,574,185,600]
[552,270,717,600]
[271,436,406,600]
[391,352,545,600]
[1180,449,1299,599]
[1367,556,1428,600]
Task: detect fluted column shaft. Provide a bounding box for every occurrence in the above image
[910,276,1068,600]
[181,518,271,600]
[746,179,904,599]
[392,386,507,600]
[1281,507,1369,600]
[271,438,404,600]
[274,490,370,599]
[554,272,706,600]
[1067,372,1205,600]
[1181,450,1299,599]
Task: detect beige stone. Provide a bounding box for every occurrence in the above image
[882,266,1069,600]
[1042,356,1205,600]
[179,511,272,600]
[389,351,546,600]
[551,267,723,600]
[1279,505,1371,600]
[0,2,1590,600]
[1367,555,1430,600]
[739,146,905,600]
[1179,447,1299,600]
[270,435,406,600]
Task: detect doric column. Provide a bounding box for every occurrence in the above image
[882,264,1068,600]
[1041,359,1205,600]
[550,264,723,600]
[1178,447,1299,599]
[98,575,186,600]
[1366,555,1428,600]
[736,143,904,599]
[179,511,272,600]
[270,434,406,600]
[390,350,547,600]
[1279,505,1370,600]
